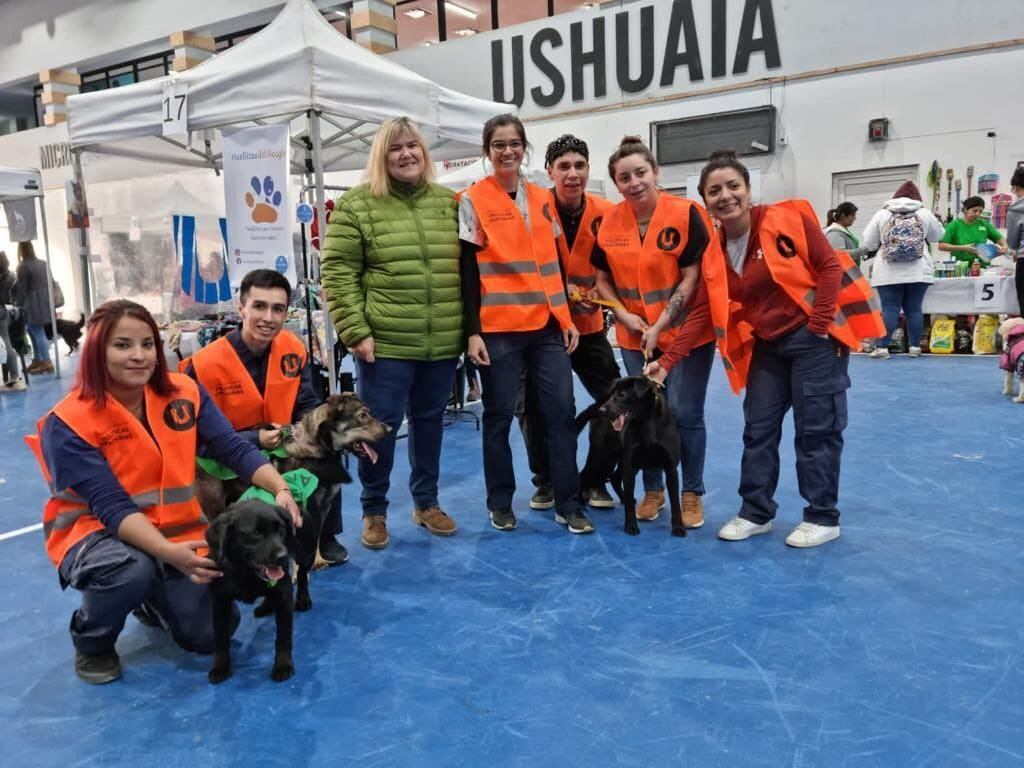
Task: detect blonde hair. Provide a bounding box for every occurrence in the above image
[365,117,436,198]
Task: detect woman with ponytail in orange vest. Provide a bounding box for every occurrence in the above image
[28,300,300,684]
[459,114,593,535]
[651,150,884,548]
[592,136,718,530]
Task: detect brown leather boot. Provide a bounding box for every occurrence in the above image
[636,490,665,521]
[412,506,457,536]
[361,515,389,549]
[682,492,704,529]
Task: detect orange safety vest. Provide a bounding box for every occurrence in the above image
[597,193,716,352]
[180,330,306,429]
[466,176,573,333]
[25,373,206,568]
[550,190,614,335]
[706,200,885,394]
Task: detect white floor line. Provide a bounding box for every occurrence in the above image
[0,523,42,542]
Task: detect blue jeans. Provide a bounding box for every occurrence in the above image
[621,342,715,495]
[739,326,850,527]
[27,323,50,363]
[355,357,458,517]
[479,325,581,517]
[877,282,930,347]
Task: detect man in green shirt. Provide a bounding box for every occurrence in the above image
[938,195,1008,265]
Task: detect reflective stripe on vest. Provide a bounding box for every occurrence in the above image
[466,177,572,333]
[552,190,614,335]
[32,373,207,567]
[758,200,886,351]
[182,330,306,430]
[597,193,713,352]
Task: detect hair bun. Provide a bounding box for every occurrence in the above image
[620,135,644,147]
[707,149,739,163]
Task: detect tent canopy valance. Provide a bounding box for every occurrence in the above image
[66,0,506,174]
[0,167,43,202]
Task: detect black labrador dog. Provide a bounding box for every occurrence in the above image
[577,375,685,537]
[205,499,299,683]
[197,392,391,613]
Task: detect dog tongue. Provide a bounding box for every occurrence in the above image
[362,442,379,464]
[262,565,285,582]
[612,414,626,432]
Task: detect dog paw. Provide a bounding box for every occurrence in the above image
[208,665,232,684]
[625,522,640,536]
[1013,396,1024,404]
[253,599,274,618]
[295,593,312,612]
[271,659,295,682]
[671,525,687,537]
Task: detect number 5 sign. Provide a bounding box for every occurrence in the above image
[973,278,998,311]
[161,80,189,137]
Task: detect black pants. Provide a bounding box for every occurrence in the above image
[518,330,621,489]
[1016,257,1024,316]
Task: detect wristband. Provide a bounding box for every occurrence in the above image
[275,488,293,497]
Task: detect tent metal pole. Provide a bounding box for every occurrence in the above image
[37,195,61,379]
[308,109,338,394]
[71,149,94,315]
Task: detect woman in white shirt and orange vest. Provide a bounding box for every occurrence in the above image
[592,136,719,530]
[28,300,300,684]
[459,114,592,535]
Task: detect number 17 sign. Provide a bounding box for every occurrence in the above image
[161,79,189,137]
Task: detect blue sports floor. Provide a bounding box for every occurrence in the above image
[1,352,1021,767]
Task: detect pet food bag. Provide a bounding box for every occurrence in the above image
[930,317,956,354]
[972,314,999,354]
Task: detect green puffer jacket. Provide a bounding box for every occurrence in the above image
[321,181,463,360]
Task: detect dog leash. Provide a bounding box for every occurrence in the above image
[567,288,625,311]
[641,348,666,390]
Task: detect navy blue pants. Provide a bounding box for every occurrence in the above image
[739,325,850,527]
[479,325,582,517]
[355,357,459,517]
[58,532,238,655]
[621,342,715,495]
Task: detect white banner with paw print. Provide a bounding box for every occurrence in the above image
[222,124,295,289]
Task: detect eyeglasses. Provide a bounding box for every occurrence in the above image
[489,140,524,152]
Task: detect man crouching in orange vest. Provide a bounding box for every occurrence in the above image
[180,269,347,565]
[27,300,300,684]
[649,150,884,549]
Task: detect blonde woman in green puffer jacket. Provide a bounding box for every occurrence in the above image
[321,117,463,551]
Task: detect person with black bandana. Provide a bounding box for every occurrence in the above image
[517,135,621,512]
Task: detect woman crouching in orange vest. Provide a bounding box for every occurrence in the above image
[460,113,592,535]
[26,300,301,684]
[650,150,884,548]
[592,136,719,529]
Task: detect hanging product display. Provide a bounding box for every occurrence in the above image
[991,193,1012,228]
[977,173,999,193]
[174,214,231,304]
[945,168,954,224]
[966,165,975,196]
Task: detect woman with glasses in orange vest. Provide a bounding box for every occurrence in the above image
[27,300,300,684]
[460,113,592,535]
[649,150,884,548]
[592,136,719,530]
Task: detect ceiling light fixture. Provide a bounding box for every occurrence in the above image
[403,7,431,18]
[332,10,346,17]
[453,27,477,36]
[446,2,478,20]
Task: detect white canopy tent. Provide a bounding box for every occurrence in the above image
[0,166,61,379]
[66,0,508,390]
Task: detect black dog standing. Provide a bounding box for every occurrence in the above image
[579,376,686,537]
[205,500,299,683]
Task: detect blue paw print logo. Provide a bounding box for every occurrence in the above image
[245,176,282,224]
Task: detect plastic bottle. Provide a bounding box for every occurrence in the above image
[970,258,981,277]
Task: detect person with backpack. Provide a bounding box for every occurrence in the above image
[823,202,867,263]
[860,181,945,358]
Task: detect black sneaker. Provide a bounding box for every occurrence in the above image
[489,508,517,531]
[318,537,349,566]
[75,649,122,685]
[529,486,555,510]
[585,486,616,509]
[555,509,595,534]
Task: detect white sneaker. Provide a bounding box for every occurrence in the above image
[785,522,840,548]
[868,348,890,359]
[4,378,26,392]
[718,515,772,541]
[908,347,922,357]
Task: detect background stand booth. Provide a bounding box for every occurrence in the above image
[64,0,505,393]
[0,165,62,380]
